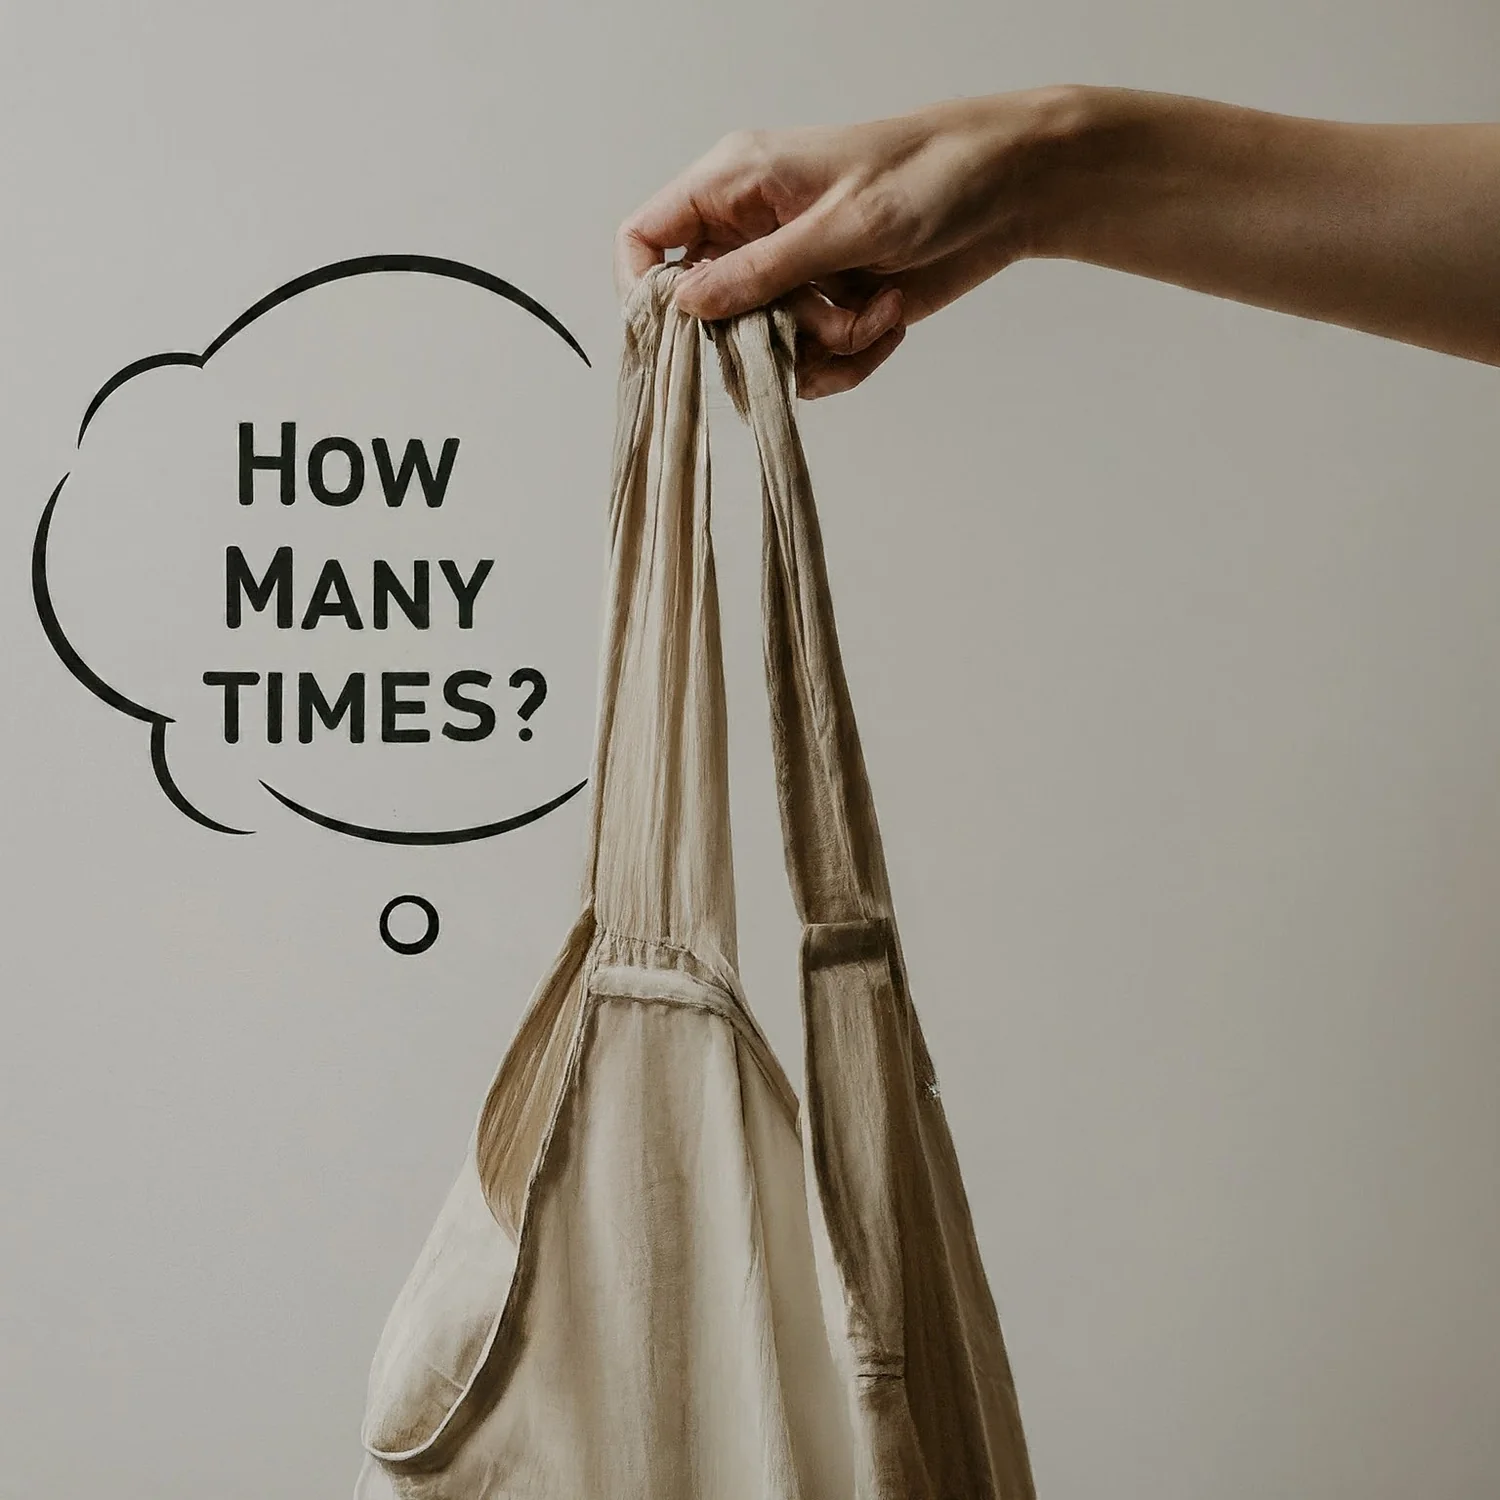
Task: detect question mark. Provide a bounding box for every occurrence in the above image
[508,668,547,741]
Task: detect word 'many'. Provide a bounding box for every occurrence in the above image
[226,548,493,631]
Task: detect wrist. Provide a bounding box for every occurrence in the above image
[1003,84,1165,262]
[1014,87,1294,272]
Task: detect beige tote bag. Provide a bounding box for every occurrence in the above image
[355,263,1036,1500]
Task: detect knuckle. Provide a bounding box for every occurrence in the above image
[714,127,767,165]
[844,182,910,250]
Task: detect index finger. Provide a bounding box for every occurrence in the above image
[613,177,709,299]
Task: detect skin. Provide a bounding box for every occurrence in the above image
[614,85,1500,398]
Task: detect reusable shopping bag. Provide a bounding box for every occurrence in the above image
[355,262,1036,1500]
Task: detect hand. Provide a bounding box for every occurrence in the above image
[614,89,1082,397]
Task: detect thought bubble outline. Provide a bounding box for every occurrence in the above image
[34,255,591,842]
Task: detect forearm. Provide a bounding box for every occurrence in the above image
[1024,86,1500,364]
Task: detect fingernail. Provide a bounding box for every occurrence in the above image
[859,287,903,340]
[846,289,900,353]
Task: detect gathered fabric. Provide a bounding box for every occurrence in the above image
[355,264,1036,1500]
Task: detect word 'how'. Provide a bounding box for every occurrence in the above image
[239,423,460,508]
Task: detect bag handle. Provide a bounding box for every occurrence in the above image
[586,264,894,956]
[582,267,739,971]
[709,299,896,930]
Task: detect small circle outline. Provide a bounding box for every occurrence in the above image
[379,894,440,956]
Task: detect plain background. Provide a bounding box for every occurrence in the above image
[4,3,1500,1497]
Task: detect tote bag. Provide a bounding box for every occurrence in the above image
[355,263,1036,1500]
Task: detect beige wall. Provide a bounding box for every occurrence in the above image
[3,3,1498,1496]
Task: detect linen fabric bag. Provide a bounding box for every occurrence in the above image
[355,263,1035,1500]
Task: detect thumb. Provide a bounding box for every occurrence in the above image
[672,213,849,321]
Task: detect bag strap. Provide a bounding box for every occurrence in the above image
[586,264,894,959]
[582,266,738,971]
[709,300,895,930]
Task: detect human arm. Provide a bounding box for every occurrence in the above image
[614,85,1500,396]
